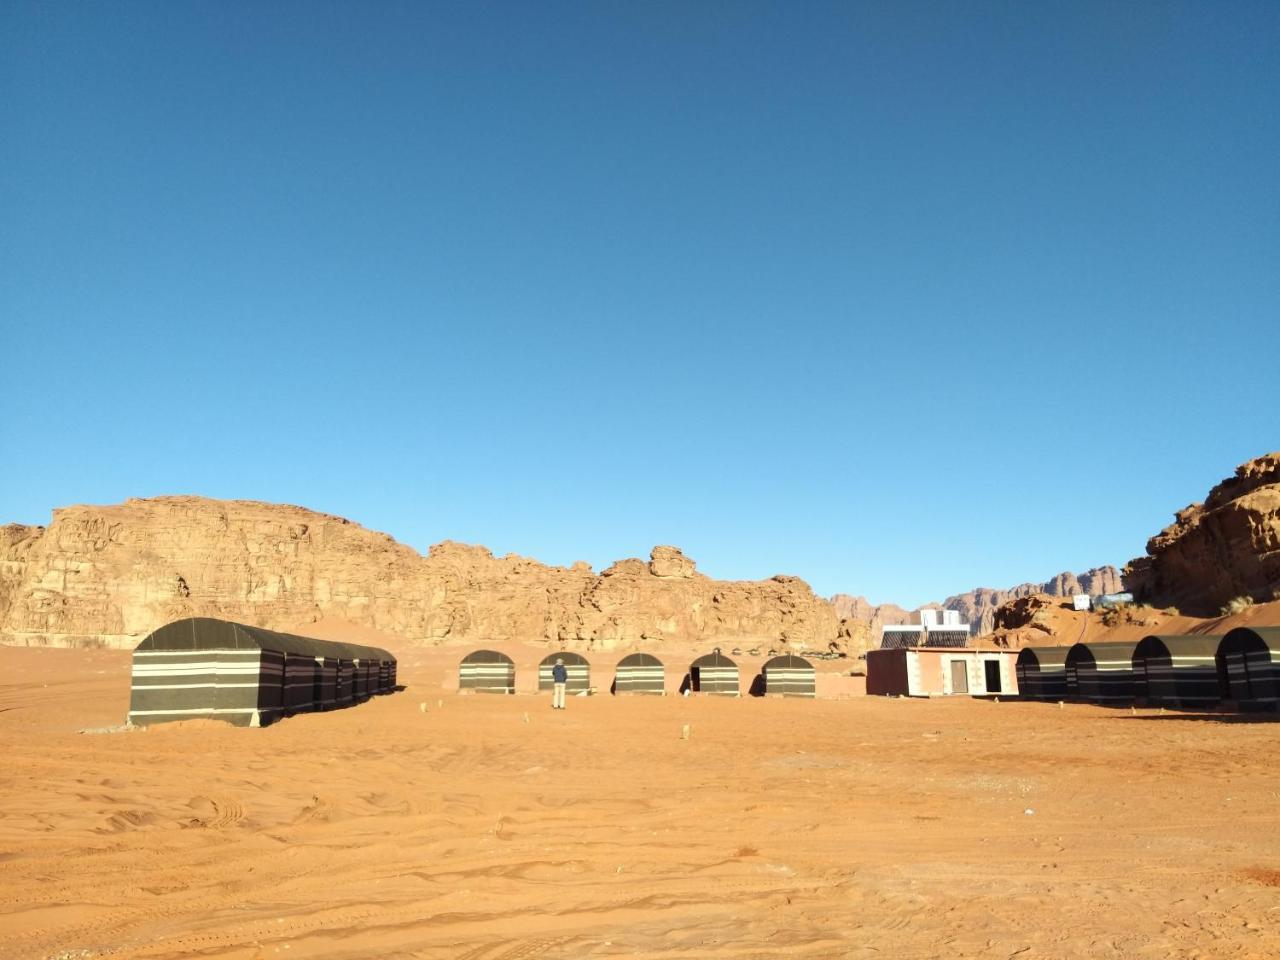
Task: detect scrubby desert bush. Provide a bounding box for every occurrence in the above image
[1221,595,1255,616]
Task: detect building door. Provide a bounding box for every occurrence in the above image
[984,660,1002,693]
[950,660,969,694]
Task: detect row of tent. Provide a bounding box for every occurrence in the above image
[1016,627,1280,708]
[459,649,817,698]
[128,618,398,727]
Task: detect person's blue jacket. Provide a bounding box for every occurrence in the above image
[552,663,568,683]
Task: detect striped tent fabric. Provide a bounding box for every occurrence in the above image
[459,649,515,694]
[762,654,815,698]
[689,651,739,696]
[613,653,665,695]
[1015,647,1070,701]
[1065,641,1140,705]
[1219,627,1280,710]
[538,652,591,692]
[128,618,396,728]
[1132,634,1225,708]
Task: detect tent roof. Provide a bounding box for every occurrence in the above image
[616,652,663,666]
[135,617,394,663]
[691,651,736,668]
[539,651,589,666]
[763,654,813,670]
[1016,646,1070,669]
[1066,640,1141,663]
[1134,634,1225,659]
[1222,626,1280,652]
[461,648,514,665]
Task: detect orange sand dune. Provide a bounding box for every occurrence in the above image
[3,643,1280,960]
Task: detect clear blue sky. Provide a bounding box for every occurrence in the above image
[2,2,1276,608]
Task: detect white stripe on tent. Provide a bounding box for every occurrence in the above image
[133,650,263,658]
[133,664,262,675]
[130,683,259,690]
[127,707,262,716]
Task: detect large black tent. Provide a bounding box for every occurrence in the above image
[128,617,396,728]
[688,651,739,696]
[761,654,816,698]
[1015,647,1070,701]
[1218,627,1280,710]
[1132,634,1225,708]
[1065,641,1140,705]
[613,653,666,695]
[459,649,515,694]
[538,651,591,692]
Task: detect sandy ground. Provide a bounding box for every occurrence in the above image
[3,643,1280,960]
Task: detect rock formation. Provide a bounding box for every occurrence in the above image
[0,497,840,652]
[831,567,1123,641]
[1124,451,1280,615]
[942,567,1123,635]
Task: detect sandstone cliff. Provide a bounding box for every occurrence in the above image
[1124,451,1280,615]
[0,497,839,651]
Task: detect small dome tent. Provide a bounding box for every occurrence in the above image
[459,649,516,694]
[1218,627,1280,710]
[1132,634,1225,708]
[1015,647,1070,701]
[538,651,591,692]
[127,617,396,728]
[613,653,666,695]
[688,650,739,696]
[1065,641,1140,705]
[762,654,815,698]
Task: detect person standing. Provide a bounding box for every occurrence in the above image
[551,657,567,710]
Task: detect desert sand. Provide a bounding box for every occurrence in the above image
[2,642,1279,960]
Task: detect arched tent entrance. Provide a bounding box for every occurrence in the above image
[762,655,815,698]
[613,653,665,695]
[688,651,739,696]
[1132,634,1225,708]
[1218,627,1280,710]
[459,649,515,694]
[538,651,590,693]
[1065,641,1140,705]
[1016,647,1070,701]
[127,617,396,727]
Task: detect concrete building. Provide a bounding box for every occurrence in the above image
[867,647,1019,698]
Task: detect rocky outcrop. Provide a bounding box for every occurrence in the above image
[0,497,840,651]
[648,546,696,579]
[828,594,914,658]
[1124,451,1280,615]
[942,567,1123,635]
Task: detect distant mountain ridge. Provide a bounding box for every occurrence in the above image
[831,565,1123,639]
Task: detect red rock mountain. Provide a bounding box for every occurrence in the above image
[1124,451,1280,615]
[832,567,1123,639]
[0,497,839,651]
[941,567,1124,635]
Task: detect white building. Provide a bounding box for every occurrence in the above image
[880,608,972,649]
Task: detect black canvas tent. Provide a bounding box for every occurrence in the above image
[1132,634,1225,707]
[538,651,590,692]
[128,617,396,728]
[1218,626,1280,710]
[613,653,666,695]
[1015,647,1070,701]
[459,649,515,694]
[762,654,816,698]
[688,651,739,696]
[1065,641,1140,705]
